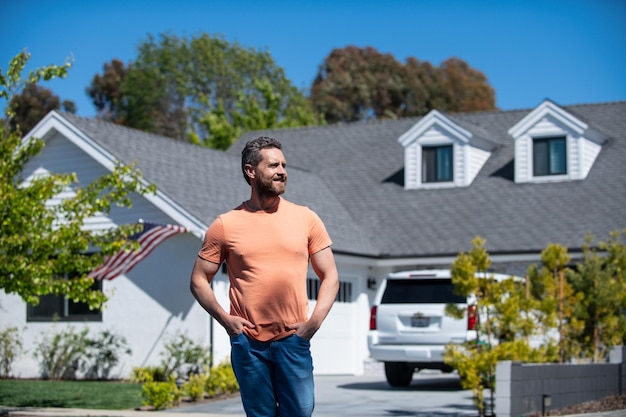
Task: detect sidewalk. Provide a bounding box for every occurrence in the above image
[3,406,626,417]
[1,407,244,417]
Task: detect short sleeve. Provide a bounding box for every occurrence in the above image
[198,217,226,264]
[308,209,333,255]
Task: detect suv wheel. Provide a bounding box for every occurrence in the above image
[384,362,414,387]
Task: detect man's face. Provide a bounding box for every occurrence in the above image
[251,147,287,196]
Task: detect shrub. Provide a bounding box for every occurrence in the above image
[130,366,171,383]
[142,379,180,410]
[0,327,25,378]
[33,326,89,380]
[181,372,207,401]
[160,332,211,379]
[82,330,132,380]
[206,360,238,397]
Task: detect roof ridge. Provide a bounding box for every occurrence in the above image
[59,111,232,155]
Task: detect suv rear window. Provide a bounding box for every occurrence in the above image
[381,279,466,304]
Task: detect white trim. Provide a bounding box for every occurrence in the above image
[508,100,587,138]
[334,251,585,269]
[398,110,471,147]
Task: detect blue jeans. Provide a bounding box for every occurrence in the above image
[230,333,314,417]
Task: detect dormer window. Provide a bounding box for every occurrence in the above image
[508,100,608,184]
[423,145,453,183]
[398,110,495,190]
[533,136,566,176]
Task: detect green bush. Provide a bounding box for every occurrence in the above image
[206,360,238,397]
[83,330,132,380]
[141,379,180,410]
[34,326,89,380]
[181,372,207,401]
[160,332,211,379]
[0,326,25,378]
[130,366,171,383]
[33,327,132,380]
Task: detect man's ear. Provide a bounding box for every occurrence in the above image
[244,164,255,181]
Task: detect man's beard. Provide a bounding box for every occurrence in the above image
[257,177,286,197]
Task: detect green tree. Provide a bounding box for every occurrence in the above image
[95,32,320,146]
[568,230,626,362]
[444,237,556,416]
[86,58,128,122]
[9,82,76,134]
[310,46,407,123]
[1,52,155,309]
[310,46,497,124]
[199,78,324,150]
[527,244,576,363]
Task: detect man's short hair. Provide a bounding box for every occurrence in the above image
[241,136,283,185]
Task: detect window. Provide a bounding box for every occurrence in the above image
[533,136,566,176]
[422,145,453,183]
[27,279,103,322]
[381,279,465,304]
[307,277,352,303]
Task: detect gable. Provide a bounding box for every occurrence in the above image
[23,126,179,233]
[508,100,608,183]
[25,111,209,238]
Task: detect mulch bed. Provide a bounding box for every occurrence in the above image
[525,393,626,416]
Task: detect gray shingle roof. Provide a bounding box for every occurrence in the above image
[232,101,626,257]
[59,101,626,258]
[57,113,377,255]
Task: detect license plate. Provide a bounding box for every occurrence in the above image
[411,317,430,328]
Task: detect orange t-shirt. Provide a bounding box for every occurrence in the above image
[198,198,332,342]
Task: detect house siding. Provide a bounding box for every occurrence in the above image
[580,136,602,178]
[467,146,491,185]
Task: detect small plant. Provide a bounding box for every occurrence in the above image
[181,372,207,401]
[205,360,239,397]
[130,366,171,383]
[142,378,180,410]
[160,332,211,379]
[34,326,89,380]
[0,326,25,378]
[83,330,132,379]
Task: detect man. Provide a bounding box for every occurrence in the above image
[190,136,339,417]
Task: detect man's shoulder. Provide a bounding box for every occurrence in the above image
[219,203,246,219]
[279,199,324,224]
[279,198,312,213]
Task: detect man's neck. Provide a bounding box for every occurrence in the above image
[246,195,280,212]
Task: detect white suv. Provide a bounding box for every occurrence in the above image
[367,269,514,387]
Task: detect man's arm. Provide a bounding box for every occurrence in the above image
[288,246,339,339]
[190,257,254,336]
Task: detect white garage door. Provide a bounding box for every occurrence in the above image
[307,278,358,375]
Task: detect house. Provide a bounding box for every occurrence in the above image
[2,99,624,378]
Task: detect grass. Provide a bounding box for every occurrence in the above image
[0,379,144,409]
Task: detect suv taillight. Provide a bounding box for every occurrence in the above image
[467,305,477,330]
[369,306,378,330]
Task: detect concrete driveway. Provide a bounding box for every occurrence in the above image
[168,370,477,417]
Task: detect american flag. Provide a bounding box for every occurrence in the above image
[90,221,188,280]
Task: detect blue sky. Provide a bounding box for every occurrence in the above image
[1,0,625,117]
